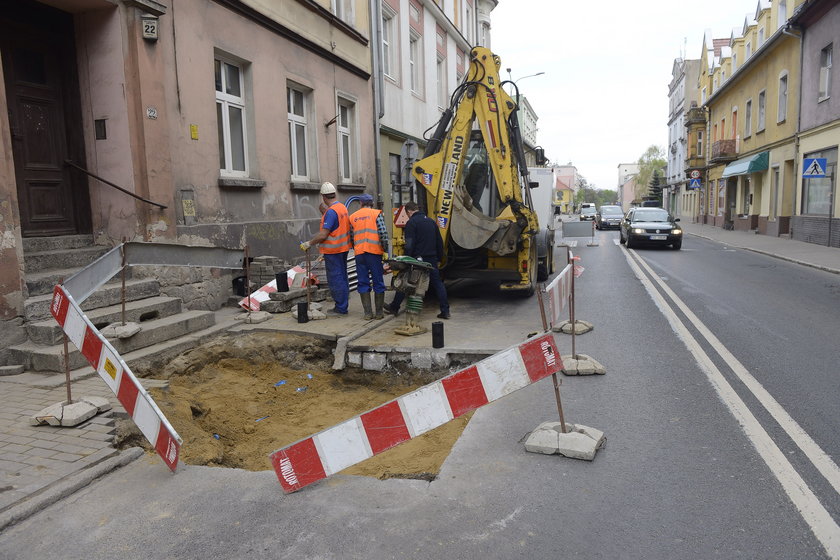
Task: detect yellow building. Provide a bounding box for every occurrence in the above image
[696,0,804,235]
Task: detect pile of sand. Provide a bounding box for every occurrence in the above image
[123,332,469,480]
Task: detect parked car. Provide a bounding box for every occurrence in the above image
[579,204,596,221]
[619,207,683,250]
[595,205,624,230]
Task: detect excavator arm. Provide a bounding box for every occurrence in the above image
[409,47,541,292]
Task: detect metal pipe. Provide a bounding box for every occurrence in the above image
[64,160,167,209]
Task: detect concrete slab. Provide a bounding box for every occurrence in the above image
[552,320,594,335]
[236,311,273,324]
[561,354,606,375]
[100,322,142,339]
[0,365,24,376]
[524,421,605,461]
[30,396,110,427]
[362,352,388,371]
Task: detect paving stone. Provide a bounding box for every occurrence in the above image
[29,439,60,450]
[26,447,58,458]
[347,352,362,367]
[2,443,31,455]
[49,452,83,462]
[410,350,433,369]
[52,443,92,455]
[362,352,388,371]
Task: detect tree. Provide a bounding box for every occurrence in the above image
[648,169,664,202]
[635,145,666,201]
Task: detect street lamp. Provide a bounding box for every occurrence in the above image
[505,69,545,96]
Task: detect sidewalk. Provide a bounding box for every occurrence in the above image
[680,221,840,275]
[1,223,837,530]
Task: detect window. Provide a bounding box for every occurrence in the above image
[215,57,248,176]
[287,85,311,180]
[778,73,788,122]
[332,0,354,25]
[819,44,833,101]
[758,27,765,46]
[381,5,396,79]
[770,166,779,217]
[436,55,447,110]
[802,148,837,215]
[697,130,703,156]
[733,53,738,71]
[746,41,752,58]
[702,86,707,104]
[758,90,766,130]
[336,98,356,183]
[778,0,787,28]
[731,109,737,139]
[741,176,751,215]
[465,4,473,44]
[409,32,422,94]
[717,179,726,216]
[744,99,752,137]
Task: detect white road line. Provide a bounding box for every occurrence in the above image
[624,248,840,558]
[632,249,840,497]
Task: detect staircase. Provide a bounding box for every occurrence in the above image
[4,235,238,388]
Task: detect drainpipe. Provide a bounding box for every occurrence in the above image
[783,23,802,234]
[370,0,385,207]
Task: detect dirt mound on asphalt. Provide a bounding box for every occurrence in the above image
[122,332,470,480]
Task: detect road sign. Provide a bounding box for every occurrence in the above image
[689,178,702,189]
[803,158,827,178]
[393,205,410,227]
[690,170,701,179]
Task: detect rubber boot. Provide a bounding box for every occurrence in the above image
[360,292,373,320]
[374,292,385,319]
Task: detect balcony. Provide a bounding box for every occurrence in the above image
[710,139,738,163]
[685,107,706,126]
[684,156,706,170]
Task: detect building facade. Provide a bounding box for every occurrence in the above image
[1,0,376,357]
[666,57,701,219]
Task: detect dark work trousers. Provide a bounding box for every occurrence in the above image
[323,251,349,313]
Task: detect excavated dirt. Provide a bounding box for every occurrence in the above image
[117,332,470,480]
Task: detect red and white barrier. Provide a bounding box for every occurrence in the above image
[238,266,315,311]
[544,263,573,327]
[269,333,562,493]
[50,285,181,471]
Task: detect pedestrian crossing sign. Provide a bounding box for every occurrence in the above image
[689,178,702,189]
[803,158,827,178]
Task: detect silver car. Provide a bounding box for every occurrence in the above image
[619,207,683,250]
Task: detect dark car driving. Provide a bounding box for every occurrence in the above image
[595,205,624,230]
[619,207,683,250]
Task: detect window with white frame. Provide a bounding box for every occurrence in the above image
[819,44,832,101]
[287,84,312,180]
[778,0,787,29]
[696,130,703,156]
[381,5,397,80]
[744,99,752,137]
[465,4,473,44]
[746,41,752,58]
[758,90,766,130]
[332,0,354,25]
[702,86,707,104]
[215,56,248,176]
[436,55,447,110]
[758,27,765,46]
[733,52,738,71]
[778,72,788,122]
[336,98,356,183]
[409,32,423,94]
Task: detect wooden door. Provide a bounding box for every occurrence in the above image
[1,5,89,237]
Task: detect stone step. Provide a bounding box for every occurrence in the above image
[26,295,183,345]
[24,277,161,321]
[22,234,95,253]
[24,246,112,274]
[9,309,217,373]
[0,308,242,387]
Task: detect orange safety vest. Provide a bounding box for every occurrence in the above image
[350,207,384,255]
[319,201,351,254]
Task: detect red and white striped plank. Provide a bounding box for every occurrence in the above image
[269,333,562,493]
[51,285,181,471]
[238,266,313,311]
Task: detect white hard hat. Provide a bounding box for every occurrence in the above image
[320,182,337,195]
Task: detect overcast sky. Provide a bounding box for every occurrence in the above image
[490,0,760,191]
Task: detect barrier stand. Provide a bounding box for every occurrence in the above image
[525,256,606,461]
[101,239,142,339]
[557,247,605,376]
[292,249,326,320]
[239,245,273,324]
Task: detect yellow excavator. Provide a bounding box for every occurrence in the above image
[398,46,554,296]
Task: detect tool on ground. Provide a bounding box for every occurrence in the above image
[388,256,434,336]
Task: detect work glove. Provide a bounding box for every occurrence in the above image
[383,252,390,261]
[300,241,311,251]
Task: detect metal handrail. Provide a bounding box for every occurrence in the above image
[64,160,168,209]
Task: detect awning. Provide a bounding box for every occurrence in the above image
[721,151,769,178]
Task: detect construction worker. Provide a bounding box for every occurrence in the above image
[300,182,351,317]
[384,201,450,319]
[349,194,389,320]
